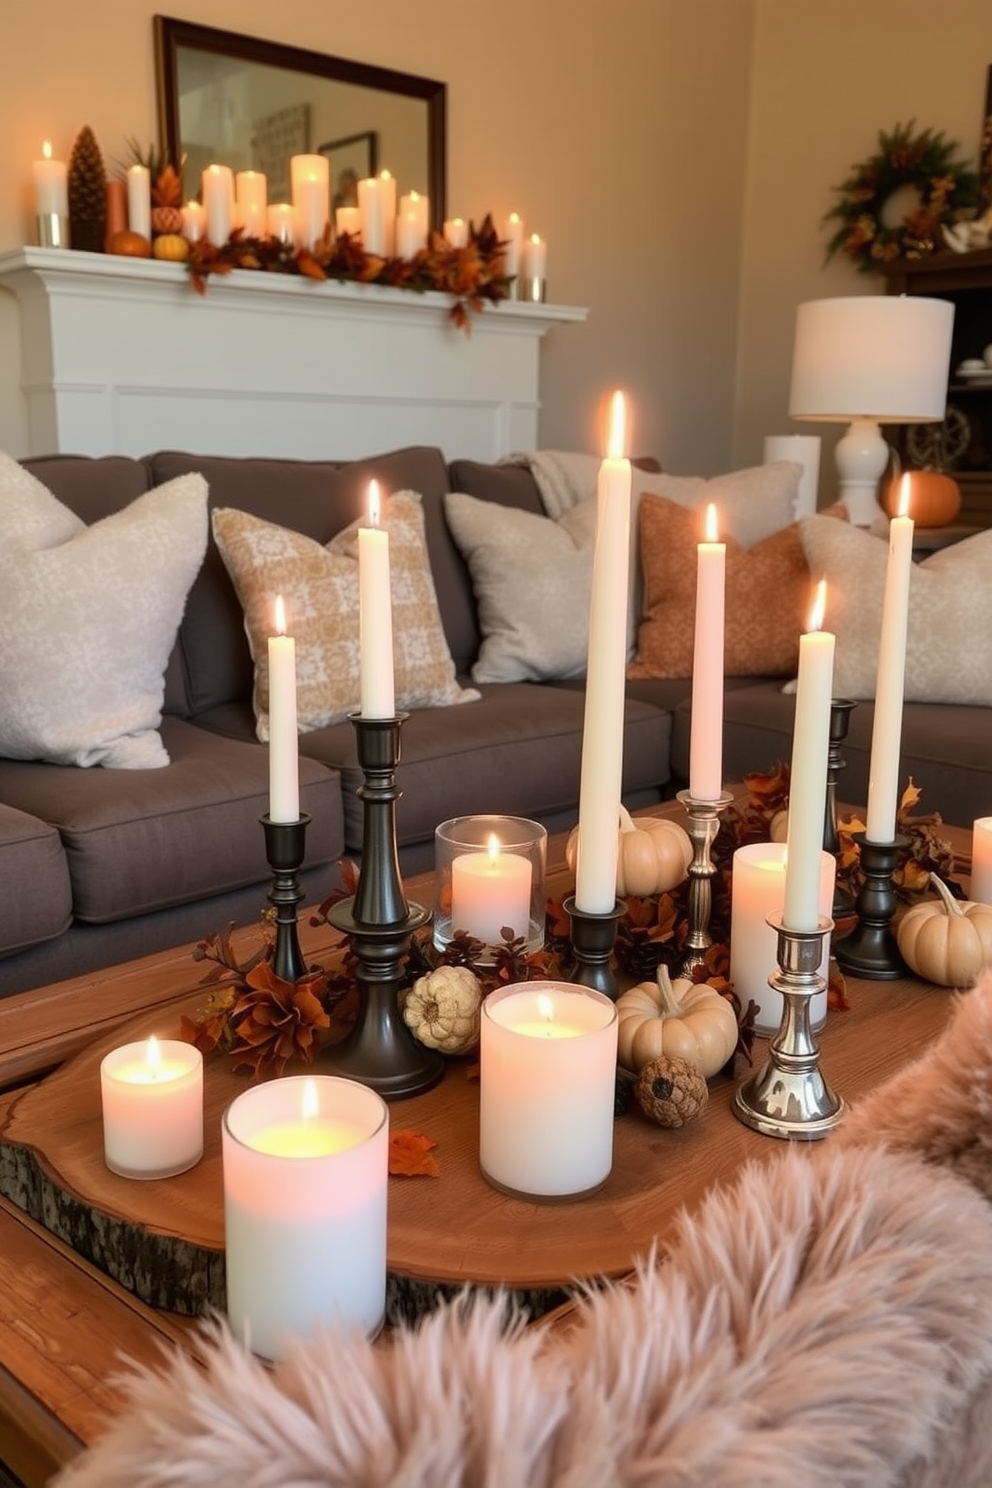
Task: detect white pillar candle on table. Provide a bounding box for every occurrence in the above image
[202,164,234,246]
[574,390,632,914]
[522,232,547,281]
[33,141,68,218]
[731,842,834,1033]
[126,164,151,240]
[267,595,299,823]
[223,1076,388,1360]
[358,481,395,719]
[865,474,914,843]
[235,170,267,235]
[443,216,469,249]
[267,202,298,245]
[100,1036,203,1179]
[971,818,992,905]
[688,503,726,802]
[501,211,524,283]
[451,833,533,945]
[783,580,835,932]
[181,200,206,243]
[398,189,429,250]
[763,434,821,520]
[336,204,361,238]
[480,983,618,1198]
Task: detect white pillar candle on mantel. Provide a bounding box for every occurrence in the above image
[688,503,726,802]
[181,200,206,243]
[100,1036,203,1179]
[480,983,618,1198]
[395,209,422,260]
[783,580,835,932]
[398,188,429,250]
[443,216,469,249]
[336,204,361,238]
[358,176,389,255]
[223,1076,389,1360]
[865,474,914,844]
[574,390,632,914]
[126,163,151,240]
[451,833,533,946]
[235,170,267,236]
[33,141,68,218]
[522,231,547,281]
[376,169,397,254]
[267,595,299,824]
[501,211,524,283]
[971,817,992,905]
[358,481,395,719]
[730,842,834,1034]
[202,163,234,246]
[291,154,330,251]
[266,202,298,246]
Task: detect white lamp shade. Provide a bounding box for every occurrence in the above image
[788,295,954,423]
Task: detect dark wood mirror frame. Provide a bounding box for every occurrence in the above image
[153,15,447,225]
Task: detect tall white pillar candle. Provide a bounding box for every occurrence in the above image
[267,203,298,246]
[376,169,397,254]
[451,833,533,946]
[395,210,421,260]
[398,189,429,250]
[33,141,68,218]
[443,216,469,249]
[291,154,329,250]
[202,164,234,246]
[865,474,914,843]
[522,232,547,280]
[100,1036,203,1179]
[501,211,524,285]
[223,1076,389,1360]
[763,433,822,520]
[267,595,299,823]
[783,581,835,932]
[358,176,388,255]
[480,983,618,1198]
[126,164,151,240]
[574,391,632,913]
[235,170,267,236]
[688,503,726,801]
[971,817,992,905]
[358,481,395,719]
[730,842,834,1033]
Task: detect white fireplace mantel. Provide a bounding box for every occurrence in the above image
[0,248,588,462]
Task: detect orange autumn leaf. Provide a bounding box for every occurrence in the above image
[389,1129,440,1177]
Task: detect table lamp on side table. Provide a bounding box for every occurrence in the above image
[787,295,954,527]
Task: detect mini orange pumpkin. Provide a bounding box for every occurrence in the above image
[106,229,151,258]
[883,470,961,527]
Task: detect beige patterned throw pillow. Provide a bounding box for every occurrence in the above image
[799,515,992,704]
[212,492,478,738]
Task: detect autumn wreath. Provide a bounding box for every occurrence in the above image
[823,120,979,273]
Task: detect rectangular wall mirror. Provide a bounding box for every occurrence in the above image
[154,16,446,223]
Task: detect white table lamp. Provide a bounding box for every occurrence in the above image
[788,295,954,526]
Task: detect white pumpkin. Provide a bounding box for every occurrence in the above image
[566,806,692,898]
[402,965,482,1054]
[616,964,739,1078]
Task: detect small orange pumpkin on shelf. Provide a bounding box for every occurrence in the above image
[883,469,961,527]
[105,228,151,258]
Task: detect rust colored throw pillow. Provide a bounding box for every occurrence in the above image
[628,494,812,679]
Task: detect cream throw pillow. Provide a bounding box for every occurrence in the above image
[634,461,801,549]
[0,453,208,768]
[799,515,992,704]
[212,492,478,737]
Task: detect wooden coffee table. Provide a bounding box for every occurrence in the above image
[0,804,971,1486]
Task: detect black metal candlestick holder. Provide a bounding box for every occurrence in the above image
[676,789,733,977]
[563,894,625,1000]
[261,813,311,985]
[324,714,444,1099]
[833,832,909,980]
[734,914,843,1140]
[823,698,857,922]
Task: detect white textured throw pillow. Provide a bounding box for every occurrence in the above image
[0,453,208,768]
[634,461,801,549]
[799,515,992,704]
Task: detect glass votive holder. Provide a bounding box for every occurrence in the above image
[434,814,547,957]
[479,981,618,1200]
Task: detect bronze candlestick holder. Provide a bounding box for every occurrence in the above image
[833,832,909,980]
[824,698,857,921]
[676,789,733,976]
[261,813,311,985]
[734,914,843,1140]
[563,894,625,1000]
[324,714,444,1099]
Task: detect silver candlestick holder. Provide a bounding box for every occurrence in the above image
[734,914,843,1140]
[676,789,733,976]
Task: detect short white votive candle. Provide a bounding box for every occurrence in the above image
[972,817,992,905]
[100,1037,203,1179]
[480,983,618,1199]
[730,842,834,1035]
[222,1075,388,1361]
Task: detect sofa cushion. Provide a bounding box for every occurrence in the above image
[212,493,477,735]
[148,447,454,717]
[634,460,801,548]
[0,718,344,924]
[0,802,73,957]
[0,454,208,769]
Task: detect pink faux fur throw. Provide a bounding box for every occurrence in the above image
[55,973,992,1488]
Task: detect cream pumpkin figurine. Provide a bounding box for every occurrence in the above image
[566,805,692,898]
[616,963,739,1078]
[896,873,992,988]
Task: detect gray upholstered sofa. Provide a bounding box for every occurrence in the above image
[1,445,987,997]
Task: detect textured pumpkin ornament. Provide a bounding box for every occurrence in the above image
[897,873,992,987]
[635,1053,708,1127]
[403,965,482,1053]
[616,963,738,1077]
[566,805,692,897]
[67,126,107,252]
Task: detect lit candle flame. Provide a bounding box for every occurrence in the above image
[508,211,520,225]
[807,578,827,634]
[301,1079,319,1123]
[274,594,287,636]
[486,833,502,864]
[896,472,912,520]
[368,479,381,528]
[409,189,420,203]
[537,994,555,1022]
[42,140,53,160]
[145,1034,162,1077]
[379,168,392,182]
[606,389,629,460]
[703,502,719,543]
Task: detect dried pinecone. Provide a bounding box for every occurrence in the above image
[635,1054,708,1128]
[68,125,107,252]
[229,962,331,1078]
